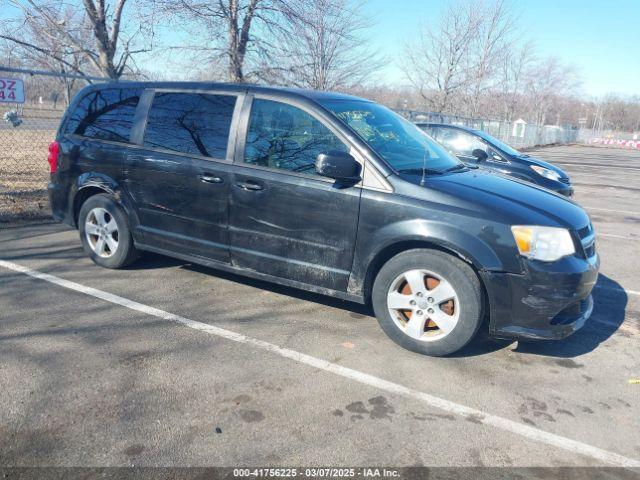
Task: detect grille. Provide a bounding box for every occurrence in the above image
[578,223,592,238]
[559,176,571,185]
[578,222,596,259]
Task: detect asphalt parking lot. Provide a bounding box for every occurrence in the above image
[0,144,639,468]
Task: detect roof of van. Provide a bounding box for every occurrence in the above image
[90,81,371,103]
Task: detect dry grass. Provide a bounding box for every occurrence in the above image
[0,128,57,223]
[1,105,64,223]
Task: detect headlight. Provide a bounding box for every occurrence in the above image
[531,165,561,181]
[511,226,575,262]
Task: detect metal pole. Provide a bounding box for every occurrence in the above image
[0,65,114,82]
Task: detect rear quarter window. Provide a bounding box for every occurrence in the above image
[64,88,144,143]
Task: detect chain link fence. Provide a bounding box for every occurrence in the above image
[0,67,111,224]
[1,103,63,223]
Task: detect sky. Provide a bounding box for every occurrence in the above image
[1,0,638,97]
[360,0,640,97]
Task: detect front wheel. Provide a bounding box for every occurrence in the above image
[372,249,483,356]
[78,193,139,269]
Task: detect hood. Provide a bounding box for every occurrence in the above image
[517,155,568,179]
[398,168,588,230]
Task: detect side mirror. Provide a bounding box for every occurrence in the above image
[315,151,362,183]
[472,149,488,162]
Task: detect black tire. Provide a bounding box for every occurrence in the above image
[78,193,139,269]
[371,249,483,356]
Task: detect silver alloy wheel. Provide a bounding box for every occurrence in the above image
[386,269,460,342]
[85,207,119,258]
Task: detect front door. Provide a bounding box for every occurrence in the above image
[124,90,240,263]
[229,97,361,291]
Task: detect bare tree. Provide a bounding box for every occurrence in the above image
[0,0,154,78]
[498,41,534,121]
[262,0,382,90]
[465,0,515,117]
[524,56,581,125]
[401,0,480,113]
[585,94,640,132]
[216,0,261,82]
[6,4,94,103]
[168,0,297,83]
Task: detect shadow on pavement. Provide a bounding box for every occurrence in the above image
[181,261,374,316]
[513,274,628,358]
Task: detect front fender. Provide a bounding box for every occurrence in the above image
[348,218,516,298]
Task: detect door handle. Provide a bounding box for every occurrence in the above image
[235,181,263,191]
[198,175,223,184]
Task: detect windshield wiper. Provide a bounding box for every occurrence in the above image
[397,168,444,175]
[444,163,468,172]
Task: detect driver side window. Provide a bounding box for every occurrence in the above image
[244,98,348,176]
[439,129,487,158]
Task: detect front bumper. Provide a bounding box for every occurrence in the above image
[481,253,599,340]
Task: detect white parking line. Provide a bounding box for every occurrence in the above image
[584,206,640,216]
[597,233,637,240]
[555,163,640,171]
[574,182,636,190]
[2,259,639,467]
[568,171,633,179]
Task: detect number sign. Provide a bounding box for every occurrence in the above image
[0,78,25,103]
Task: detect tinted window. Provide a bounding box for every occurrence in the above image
[475,130,522,157]
[143,93,236,159]
[244,99,347,176]
[438,129,488,157]
[65,88,143,142]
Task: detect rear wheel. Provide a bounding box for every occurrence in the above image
[372,249,483,356]
[78,194,139,269]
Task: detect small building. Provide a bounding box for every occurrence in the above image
[512,118,527,138]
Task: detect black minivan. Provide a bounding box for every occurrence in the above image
[48,82,598,356]
[417,123,574,196]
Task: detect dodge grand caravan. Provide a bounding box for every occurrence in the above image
[48,82,599,356]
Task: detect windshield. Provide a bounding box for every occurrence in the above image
[474,130,522,157]
[319,100,463,173]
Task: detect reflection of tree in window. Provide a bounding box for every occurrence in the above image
[67,88,142,142]
[244,99,346,176]
[143,93,236,159]
[336,111,376,141]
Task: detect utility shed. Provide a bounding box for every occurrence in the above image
[512,118,527,138]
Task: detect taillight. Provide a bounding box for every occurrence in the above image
[48,141,59,173]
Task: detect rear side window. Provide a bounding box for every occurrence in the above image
[143,92,237,159]
[65,88,143,142]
